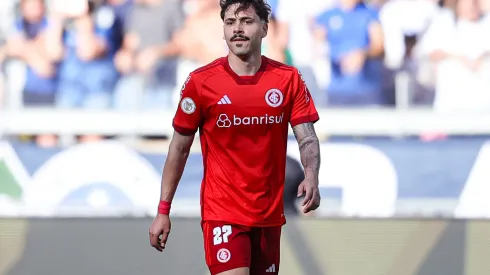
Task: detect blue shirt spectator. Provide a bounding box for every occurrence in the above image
[316,1,386,106]
[109,0,133,27]
[15,18,58,96]
[47,4,120,109]
[107,0,133,48]
[7,0,58,106]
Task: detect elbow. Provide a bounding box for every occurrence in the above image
[6,43,24,58]
[168,140,192,158]
[310,136,320,147]
[76,41,107,61]
[300,135,320,149]
[370,44,385,58]
[430,50,447,62]
[171,143,190,156]
[76,47,97,61]
[46,48,64,62]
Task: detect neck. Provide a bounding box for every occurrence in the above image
[24,16,43,24]
[339,0,359,10]
[228,52,262,76]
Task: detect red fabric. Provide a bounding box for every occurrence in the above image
[157,200,171,215]
[173,56,319,227]
[202,221,281,275]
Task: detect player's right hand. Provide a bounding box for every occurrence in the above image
[149,213,171,252]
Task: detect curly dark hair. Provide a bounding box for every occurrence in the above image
[220,0,272,23]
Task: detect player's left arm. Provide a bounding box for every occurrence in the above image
[292,122,320,183]
[292,122,321,213]
[289,69,321,213]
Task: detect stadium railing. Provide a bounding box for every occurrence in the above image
[1,108,489,139]
[1,71,489,140]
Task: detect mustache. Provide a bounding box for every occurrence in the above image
[231,34,250,41]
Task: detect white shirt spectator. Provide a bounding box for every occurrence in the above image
[422,11,490,113]
[276,0,333,66]
[380,0,439,69]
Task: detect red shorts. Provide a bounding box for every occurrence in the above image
[202,220,281,275]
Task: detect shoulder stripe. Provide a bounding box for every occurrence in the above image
[192,58,223,74]
[267,58,296,72]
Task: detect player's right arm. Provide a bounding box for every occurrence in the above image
[159,131,194,203]
[149,74,202,252]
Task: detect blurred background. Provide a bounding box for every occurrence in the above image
[1,0,490,274]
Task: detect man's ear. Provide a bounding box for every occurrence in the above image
[262,22,268,38]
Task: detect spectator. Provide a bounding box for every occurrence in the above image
[45,0,120,142]
[106,0,133,49]
[315,0,386,107]
[7,0,58,108]
[0,0,17,109]
[379,0,440,106]
[6,0,58,147]
[173,0,228,104]
[107,0,133,27]
[45,0,119,110]
[176,0,226,65]
[276,0,326,105]
[0,49,4,108]
[113,0,183,110]
[380,0,439,70]
[262,15,285,63]
[0,43,5,109]
[422,0,490,113]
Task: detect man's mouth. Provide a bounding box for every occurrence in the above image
[231,37,249,42]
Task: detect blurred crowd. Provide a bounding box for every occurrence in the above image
[0,0,490,113]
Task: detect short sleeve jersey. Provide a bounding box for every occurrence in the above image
[173,56,319,227]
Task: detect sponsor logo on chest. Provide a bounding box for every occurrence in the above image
[215,89,286,127]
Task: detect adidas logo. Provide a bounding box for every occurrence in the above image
[266,264,276,273]
[217,95,232,104]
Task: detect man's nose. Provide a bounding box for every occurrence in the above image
[233,23,244,33]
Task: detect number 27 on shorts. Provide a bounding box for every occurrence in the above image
[213,225,232,245]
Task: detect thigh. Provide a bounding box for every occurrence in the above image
[202,221,252,275]
[250,226,282,275]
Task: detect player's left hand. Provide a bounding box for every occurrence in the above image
[297,178,321,214]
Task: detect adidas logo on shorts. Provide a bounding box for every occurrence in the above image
[266,264,276,273]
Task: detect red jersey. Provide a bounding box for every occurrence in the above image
[172,56,319,227]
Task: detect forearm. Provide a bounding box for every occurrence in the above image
[76,17,106,60]
[76,33,105,60]
[6,37,30,58]
[160,141,192,201]
[293,122,321,181]
[44,19,65,61]
[367,44,384,58]
[158,41,180,58]
[430,50,456,62]
[17,42,47,65]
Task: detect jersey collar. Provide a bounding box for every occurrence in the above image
[221,55,268,85]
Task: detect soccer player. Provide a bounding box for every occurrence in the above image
[149,0,321,274]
